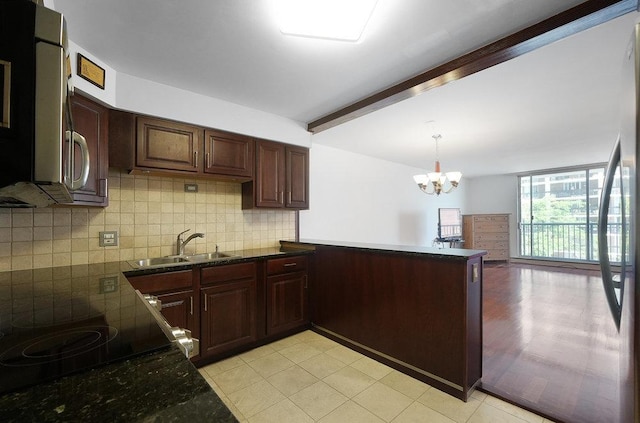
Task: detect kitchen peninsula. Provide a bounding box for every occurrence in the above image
[283,240,486,401]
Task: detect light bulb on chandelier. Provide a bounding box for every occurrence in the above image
[413,134,462,195]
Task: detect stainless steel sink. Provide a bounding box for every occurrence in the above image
[185,252,240,263]
[128,255,190,269]
[128,252,240,269]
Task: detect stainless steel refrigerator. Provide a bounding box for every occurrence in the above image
[598,22,639,423]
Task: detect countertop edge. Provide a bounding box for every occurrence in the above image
[282,239,487,260]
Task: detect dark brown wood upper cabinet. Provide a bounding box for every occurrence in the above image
[242,139,309,210]
[256,140,286,208]
[67,95,109,206]
[286,146,309,209]
[109,112,256,182]
[203,130,253,178]
[136,116,201,172]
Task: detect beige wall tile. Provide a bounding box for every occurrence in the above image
[0,211,11,227]
[33,226,53,241]
[1,170,296,270]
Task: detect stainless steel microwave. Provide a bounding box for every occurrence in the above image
[0,0,89,207]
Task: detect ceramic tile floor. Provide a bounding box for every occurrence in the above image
[198,331,556,423]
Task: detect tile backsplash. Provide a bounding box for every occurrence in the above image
[0,169,297,271]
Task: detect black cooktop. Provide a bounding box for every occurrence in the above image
[0,265,171,395]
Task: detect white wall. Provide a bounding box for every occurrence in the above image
[464,174,519,256]
[114,73,311,148]
[299,144,468,246]
[63,41,310,147]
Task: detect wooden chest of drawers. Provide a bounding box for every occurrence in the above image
[463,214,509,261]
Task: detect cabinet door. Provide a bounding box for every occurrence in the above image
[67,95,108,206]
[136,116,200,172]
[285,146,309,209]
[266,271,308,335]
[203,130,253,178]
[200,278,257,357]
[157,289,196,334]
[255,140,285,208]
[127,270,192,294]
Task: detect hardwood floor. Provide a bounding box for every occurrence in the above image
[481,262,621,423]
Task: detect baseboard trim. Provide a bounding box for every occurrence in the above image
[508,257,607,271]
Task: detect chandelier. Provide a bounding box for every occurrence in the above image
[413,134,462,195]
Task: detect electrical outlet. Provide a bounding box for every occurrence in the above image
[99,231,118,247]
[184,183,198,193]
[99,276,119,293]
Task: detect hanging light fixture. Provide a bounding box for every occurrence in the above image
[413,134,462,195]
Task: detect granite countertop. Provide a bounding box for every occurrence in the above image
[0,262,238,423]
[0,245,314,421]
[0,345,237,423]
[120,244,313,276]
[283,239,486,260]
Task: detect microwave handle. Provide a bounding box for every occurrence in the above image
[65,130,90,191]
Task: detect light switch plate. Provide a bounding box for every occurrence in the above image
[99,230,118,247]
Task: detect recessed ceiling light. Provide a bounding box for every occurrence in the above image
[275,0,378,42]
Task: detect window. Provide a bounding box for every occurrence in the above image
[518,165,622,262]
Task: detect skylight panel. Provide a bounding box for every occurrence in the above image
[275,0,378,42]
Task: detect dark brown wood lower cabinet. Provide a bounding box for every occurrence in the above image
[156,289,195,334]
[266,271,307,336]
[126,270,195,333]
[311,245,483,401]
[200,266,257,357]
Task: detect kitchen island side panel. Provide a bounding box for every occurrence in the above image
[311,245,482,400]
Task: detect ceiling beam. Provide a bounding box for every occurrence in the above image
[307,0,639,134]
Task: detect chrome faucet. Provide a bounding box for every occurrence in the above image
[176,229,205,255]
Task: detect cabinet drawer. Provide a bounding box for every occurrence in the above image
[485,249,509,260]
[474,222,508,232]
[475,233,508,241]
[473,215,508,223]
[201,262,256,285]
[127,270,192,294]
[267,255,308,275]
[474,241,508,250]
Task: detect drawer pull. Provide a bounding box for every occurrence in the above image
[193,151,198,167]
[161,300,184,309]
[190,296,193,316]
[204,294,208,312]
[284,263,297,267]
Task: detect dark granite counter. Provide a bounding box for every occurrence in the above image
[0,246,314,421]
[0,345,237,423]
[282,239,486,260]
[0,263,238,422]
[120,245,313,276]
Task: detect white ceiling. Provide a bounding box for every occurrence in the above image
[51,0,640,177]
